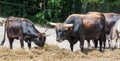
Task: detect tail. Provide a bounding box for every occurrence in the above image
[0,21,7,45]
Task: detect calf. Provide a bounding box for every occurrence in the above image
[0,16,46,49]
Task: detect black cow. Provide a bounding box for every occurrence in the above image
[0,16,46,49]
[50,13,106,51]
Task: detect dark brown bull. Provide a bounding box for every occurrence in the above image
[0,16,46,49]
[87,12,120,49]
[103,13,120,34]
[50,13,106,51]
[87,12,120,34]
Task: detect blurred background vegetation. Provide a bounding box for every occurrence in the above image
[0,0,120,26]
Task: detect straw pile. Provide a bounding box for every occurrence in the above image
[0,44,120,61]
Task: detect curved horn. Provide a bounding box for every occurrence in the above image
[45,34,51,37]
[44,28,48,33]
[42,33,51,37]
[49,22,58,26]
[64,24,73,28]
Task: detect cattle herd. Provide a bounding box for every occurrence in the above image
[0,12,120,52]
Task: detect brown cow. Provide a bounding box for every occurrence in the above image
[50,13,106,51]
[0,16,46,49]
[87,12,120,49]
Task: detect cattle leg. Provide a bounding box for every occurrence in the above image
[28,41,31,49]
[70,43,74,51]
[103,34,106,49]
[99,35,103,51]
[80,40,84,52]
[103,40,106,49]
[115,38,118,48]
[99,33,106,51]
[99,40,102,51]
[87,40,90,48]
[8,38,14,49]
[108,39,111,49]
[0,39,5,46]
[20,39,24,49]
[94,40,98,48]
[68,39,78,51]
[99,35,105,51]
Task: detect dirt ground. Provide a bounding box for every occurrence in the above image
[0,19,120,61]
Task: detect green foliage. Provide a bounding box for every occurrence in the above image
[0,0,119,26]
[33,11,49,26]
[112,0,120,5]
[80,0,101,3]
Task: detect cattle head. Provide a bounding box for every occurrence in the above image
[110,36,118,49]
[109,27,118,49]
[32,33,46,48]
[50,23,73,42]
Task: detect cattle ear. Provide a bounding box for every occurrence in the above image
[64,24,73,28]
[49,22,58,26]
[39,33,45,36]
[39,33,50,37]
